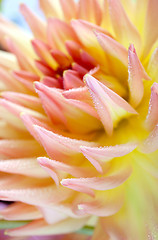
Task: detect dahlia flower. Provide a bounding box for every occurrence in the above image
[0,0,157,239]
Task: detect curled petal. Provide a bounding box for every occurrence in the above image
[85,74,137,135]
[128,44,151,107]
[61,164,131,197]
[146,83,158,130]
[37,160,61,186]
[33,125,97,162]
[38,157,98,179]
[96,31,128,67]
[75,191,123,217]
[80,143,136,172]
[20,113,53,144]
[35,82,102,133]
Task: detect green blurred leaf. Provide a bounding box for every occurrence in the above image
[0,0,2,10]
[0,220,31,229]
[76,226,94,235]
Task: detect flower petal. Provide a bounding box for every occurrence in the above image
[60,0,77,22]
[96,31,128,67]
[108,0,141,50]
[63,70,84,89]
[39,0,64,19]
[128,44,151,107]
[147,47,158,81]
[75,190,123,217]
[0,202,42,221]
[32,39,58,70]
[0,175,72,206]
[146,83,158,130]
[139,125,158,153]
[62,86,91,104]
[38,157,98,179]
[80,143,136,172]
[144,0,158,56]
[33,125,97,162]
[20,3,46,41]
[0,50,19,71]
[61,164,132,196]
[1,92,42,111]
[77,0,102,25]
[13,70,40,92]
[35,82,102,133]
[85,74,137,135]
[6,38,38,74]
[47,18,79,54]
[71,20,110,64]
[41,76,62,88]
[0,67,26,92]
[51,49,71,69]
[0,99,47,125]
[0,158,48,178]
[6,218,89,236]
[0,139,41,158]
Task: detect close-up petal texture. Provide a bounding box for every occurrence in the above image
[0,0,158,239]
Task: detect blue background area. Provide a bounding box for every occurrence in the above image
[1,0,44,31]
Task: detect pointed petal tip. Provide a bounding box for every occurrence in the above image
[80,146,103,173]
[128,44,151,81]
[37,157,60,186]
[151,82,158,92]
[19,3,26,11]
[129,43,136,53]
[34,81,43,92]
[61,179,95,197]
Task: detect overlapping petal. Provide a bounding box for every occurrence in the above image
[0,0,157,239]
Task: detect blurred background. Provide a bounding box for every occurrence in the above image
[0,0,43,31]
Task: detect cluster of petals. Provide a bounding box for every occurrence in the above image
[0,0,158,239]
